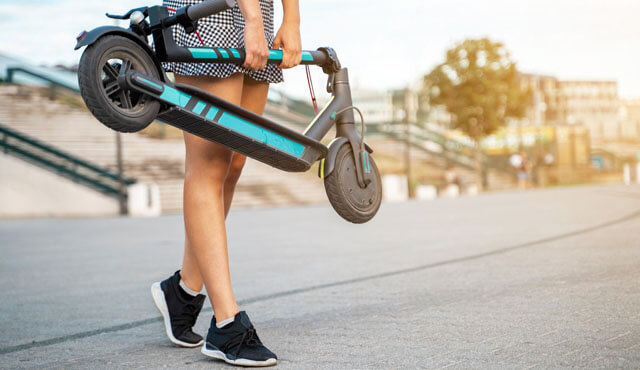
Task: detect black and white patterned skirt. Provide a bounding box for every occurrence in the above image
[162,0,283,84]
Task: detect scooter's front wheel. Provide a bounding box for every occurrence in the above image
[78,35,161,133]
[324,143,382,224]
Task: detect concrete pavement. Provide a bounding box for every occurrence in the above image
[1,184,639,369]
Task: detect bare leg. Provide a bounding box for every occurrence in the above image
[222,77,270,216]
[178,73,243,321]
[181,77,270,291]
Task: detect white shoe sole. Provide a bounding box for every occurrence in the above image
[201,345,277,367]
[151,282,203,348]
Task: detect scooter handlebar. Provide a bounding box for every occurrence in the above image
[186,0,236,21]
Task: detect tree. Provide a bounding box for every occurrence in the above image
[424,38,530,191]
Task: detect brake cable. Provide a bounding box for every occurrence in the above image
[305,65,319,114]
[333,105,366,161]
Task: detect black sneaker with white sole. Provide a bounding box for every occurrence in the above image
[201,311,277,367]
[151,270,206,348]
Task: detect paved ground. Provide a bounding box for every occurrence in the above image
[1,184,639,369]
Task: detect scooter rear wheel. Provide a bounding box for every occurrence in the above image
[78,35,161,133]
[324,143,382,224]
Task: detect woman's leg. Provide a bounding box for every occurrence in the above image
[222,76,270,215]
[181,76,270,291]
[179,76,269,315]
[178,73,244,322]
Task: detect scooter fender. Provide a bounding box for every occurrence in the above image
[319,137,374,179]
[74,26,166,81]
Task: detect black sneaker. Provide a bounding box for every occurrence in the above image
[151,270,206,347]
[201,311,277,367]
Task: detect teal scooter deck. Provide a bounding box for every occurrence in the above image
[129,72,328,172]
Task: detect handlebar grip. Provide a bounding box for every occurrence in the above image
[186,0,236,21]
[304,50,328,66]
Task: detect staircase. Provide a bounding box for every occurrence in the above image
[0,85,327,213]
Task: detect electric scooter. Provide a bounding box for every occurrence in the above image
[74,0,382,223]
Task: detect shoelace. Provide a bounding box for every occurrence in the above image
[222,327,261,359]
[173,300,202,329]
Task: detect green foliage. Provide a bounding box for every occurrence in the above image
[424,38,530,140]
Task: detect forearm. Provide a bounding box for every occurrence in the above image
[238,0,269,69]
[281,0,300,25]
[237,0,263,24]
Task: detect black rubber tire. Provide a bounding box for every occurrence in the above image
[78,35,161,133]
[324,144,382,224]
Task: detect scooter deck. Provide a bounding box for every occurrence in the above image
[129,73,328,172]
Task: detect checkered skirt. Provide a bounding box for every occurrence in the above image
[162,0,283,84]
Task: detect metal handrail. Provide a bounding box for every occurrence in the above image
[376,128,476,169]
[5,67,80,93]
[365,123,512,172]
[0,123,136,197]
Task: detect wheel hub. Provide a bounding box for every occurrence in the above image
[97,49,152,116]
[338,152,379,212]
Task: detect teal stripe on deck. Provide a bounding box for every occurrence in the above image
[192,101,207,115]
[205,107,219,120]
[137,77,163,90]
[159,86,192,108]
[218,113,305,157]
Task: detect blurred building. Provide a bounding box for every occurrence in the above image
[558,80,620,141]
[518,74,563,126]
[515,75,622,141]
[350,88,394,124]
[418,73,623,143]
[620,99,640,139]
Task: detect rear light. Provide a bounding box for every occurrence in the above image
[76,30,87,42]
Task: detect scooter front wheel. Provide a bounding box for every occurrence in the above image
[78,35,161,133]
[324,143,382,224]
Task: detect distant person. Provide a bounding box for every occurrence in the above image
[443,166,458,186]
[517,152,530,189]
[150,0,302,367]
[443,165,463,194]
[510,152,530,189]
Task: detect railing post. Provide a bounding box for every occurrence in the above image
[2,132,8,154]
[403,90,414,199]
[116,132,128,216]
[49,83,57,100]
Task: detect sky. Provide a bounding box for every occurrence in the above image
[1,0,639,100]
